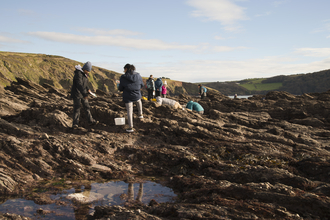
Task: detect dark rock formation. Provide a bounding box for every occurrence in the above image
[0,77,330,219]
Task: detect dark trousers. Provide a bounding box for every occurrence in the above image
[147,89,154,100]
[201,92,206,99]
[73,97,94,126]
[155,90,161,97]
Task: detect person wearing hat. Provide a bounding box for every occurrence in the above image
[71,61,98,128]
[146,75,155,100]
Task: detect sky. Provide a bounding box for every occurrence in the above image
[1,0,330,83]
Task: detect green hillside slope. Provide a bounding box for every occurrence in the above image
[263,71,330,94]
[0,51,199,96]
[238,78,282,92]
[1,51,330,96]
[0,51,122,93]
[203,70,330,95]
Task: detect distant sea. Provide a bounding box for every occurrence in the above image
[228,95,253,99]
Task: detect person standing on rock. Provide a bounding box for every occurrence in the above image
[119,64,144,133]
[154,77,163,97]
[71,61,99,129]
[161,84,167,98]
[146,75,155,100]
[198,84,207,99]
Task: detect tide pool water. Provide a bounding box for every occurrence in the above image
[228,95,253,99]
[0,180,176,220]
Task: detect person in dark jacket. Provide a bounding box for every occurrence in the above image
[119,64,144,133]
[71,61,98,128]
[154,78,163,97]
[146,75,155,100]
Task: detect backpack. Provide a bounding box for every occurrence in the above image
[203,87,207,93]
[146,79,154,90]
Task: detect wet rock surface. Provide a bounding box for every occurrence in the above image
[0,77,330,219]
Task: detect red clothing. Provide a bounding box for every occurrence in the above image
[161,85,167,95]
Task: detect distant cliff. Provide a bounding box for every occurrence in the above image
[204,69,330,96]
[262,70,330,95]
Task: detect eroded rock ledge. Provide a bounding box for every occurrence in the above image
[0,77,330,219]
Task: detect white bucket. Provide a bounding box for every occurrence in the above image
[114,117,125,125]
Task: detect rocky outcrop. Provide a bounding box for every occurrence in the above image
[0,77,330,219]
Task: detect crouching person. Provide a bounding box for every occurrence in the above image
[186,101,204,115]
[156,97,182,109]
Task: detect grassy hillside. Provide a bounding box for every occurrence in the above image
[204,70,330,95]
[237,70,330,95]
[0,51,122,93]
[2,51,330,96]
[198,81,250,96]
[267,70,330,94]
[238,78,283,91]
[0,51,199,96]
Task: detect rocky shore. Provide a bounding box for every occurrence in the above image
[0,77,330,219]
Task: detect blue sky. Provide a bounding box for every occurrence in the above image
[1,0,330,83]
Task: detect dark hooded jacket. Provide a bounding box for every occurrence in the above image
[71,65,90,99]
[154,78,163,92]
[119,71,144,103]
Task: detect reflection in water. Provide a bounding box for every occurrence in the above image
[75,185,91,219]
[228,95,253,99]
[0,180,176,220]
[0,198,75,219]
[127,183,143,202]
[74,204,91,220]
[137,183,143,202]
[128,183,134,201]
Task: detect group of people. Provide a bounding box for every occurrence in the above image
[146,75,167,100]
[71,61,206,133]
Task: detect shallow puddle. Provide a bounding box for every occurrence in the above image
[0,180,176,219]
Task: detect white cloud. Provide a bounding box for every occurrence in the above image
[212,46,248,52]
[0,35,27,43]
[131,56,330,83]
[93,54,330,83]
[75,28,142,36]
[214,35,225,40]
[255,11,271,17]
[295,48,330,57]
[28,31,198,50]
[324,20,330,32]
[272,1,288,7]
[27,31,247,53]
[186,0,247,31]
[312,19,330,34]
